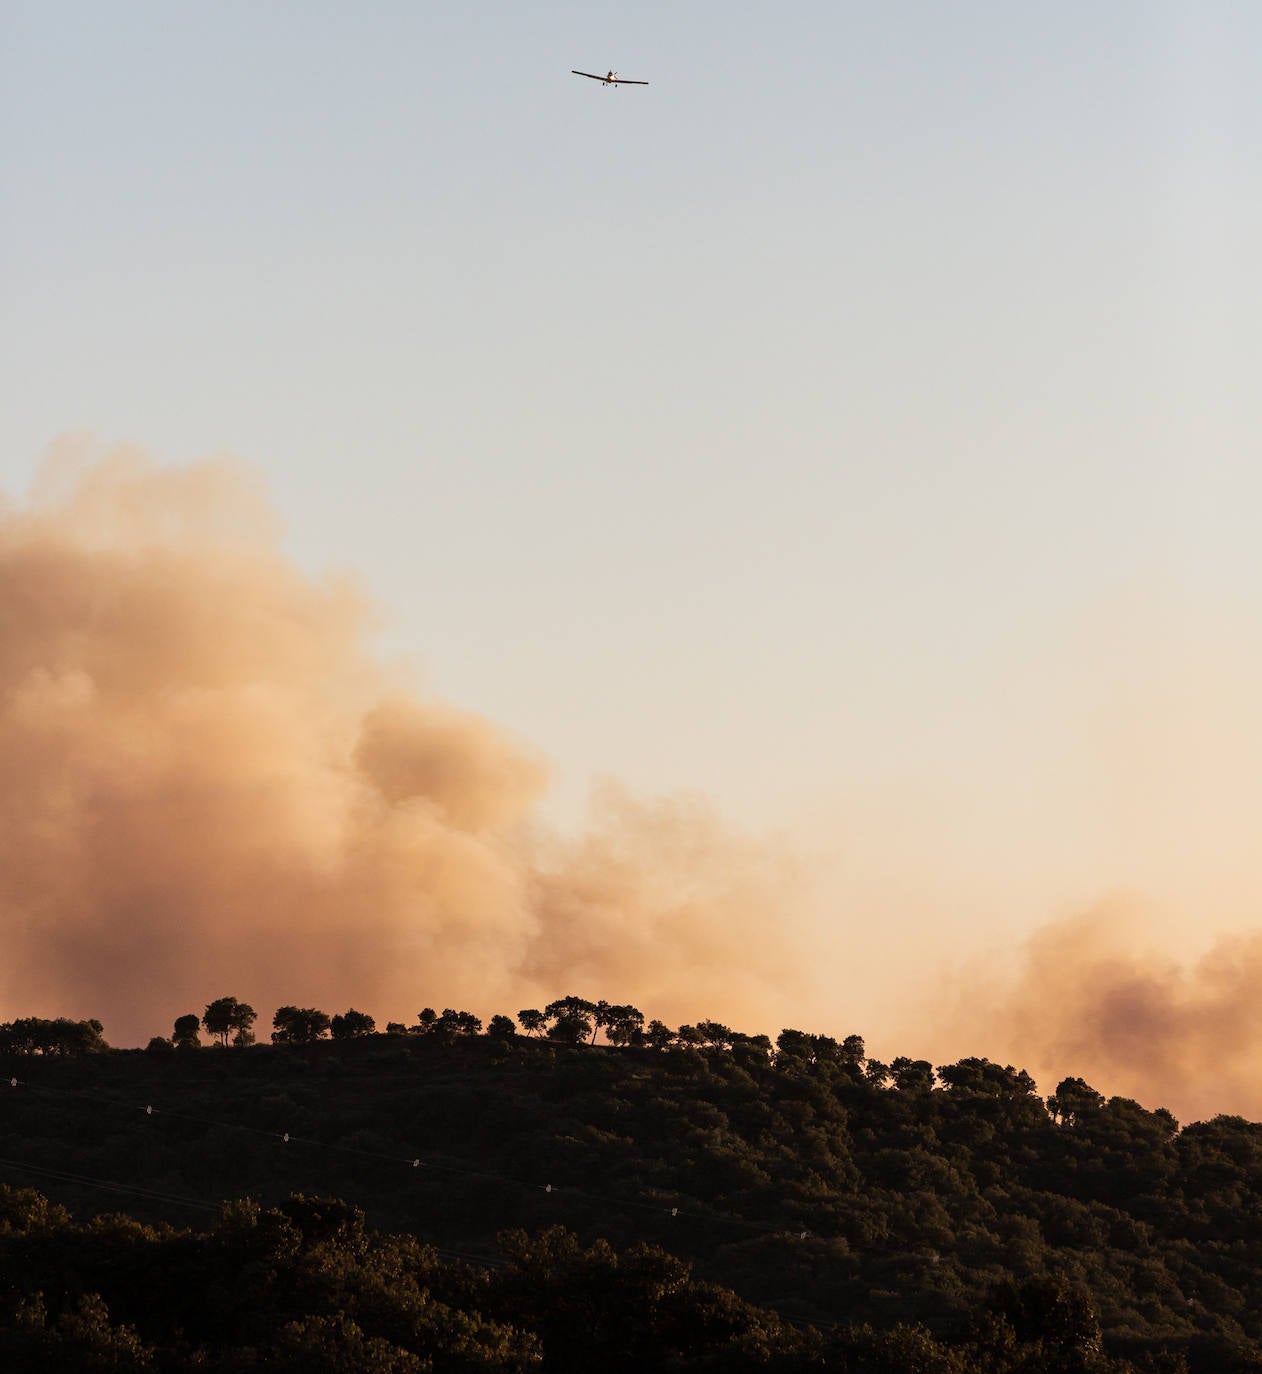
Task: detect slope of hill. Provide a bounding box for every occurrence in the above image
[2,1027,1261,1370]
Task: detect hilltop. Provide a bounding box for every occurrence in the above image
[2,1013,1262,1370]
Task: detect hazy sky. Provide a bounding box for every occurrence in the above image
[4,3,1262,1090]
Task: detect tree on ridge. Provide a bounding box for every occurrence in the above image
[271,1006,332,1045]
[203,998,257,1048]
[330,1009,376,1040]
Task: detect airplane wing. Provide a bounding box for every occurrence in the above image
[570,70,650,85]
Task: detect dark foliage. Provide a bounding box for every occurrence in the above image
[331,1009,377,1040]
[2,1014,1261,1370]
[0,1187,1172,1372]
[0,1017,107,1057]
[271,1005,332,1045]
[203,997,257,1049]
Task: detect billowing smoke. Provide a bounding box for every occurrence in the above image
[922,899,1262,1123]
[0,443,808,1045]
[10,442,1262,1125]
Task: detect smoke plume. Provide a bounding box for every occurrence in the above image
[9,442,1262,1127]
[923,899,1262,1123]
[0,443,807,1045]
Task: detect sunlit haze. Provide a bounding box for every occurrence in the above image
[3,2,1261,1121]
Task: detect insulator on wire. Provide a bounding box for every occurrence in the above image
[0,1077,827,1255]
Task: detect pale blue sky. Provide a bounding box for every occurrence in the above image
[4,2,1261,976]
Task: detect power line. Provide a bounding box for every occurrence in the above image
[0,1078,844,1341]
[2,1069,819,1246]
[0,1154,220,1213]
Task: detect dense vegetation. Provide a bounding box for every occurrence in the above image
[3,1002,1262,1370]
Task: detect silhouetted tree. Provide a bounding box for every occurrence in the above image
[438,1009,482,1037]
[172,1014,201,1050]
[203,997,256,1048]
[329,1009,375,1040]
[547,1012,589,1044]
[518,1009,546,1037]
[730,1031,774,1068]
[697,1020,734,1050]
[544,996,596,1043]
[864,1058,891,1087]
[0,1017,107,1056]
[938,1057,1038,1098]
[486,1014,517,1040]
[603,1004,645,1046]
[1048,1075,1106,1125]
[775,1028,812,1063]
[891,1056,935,1093]
[590,999,614,1044]
[271,1006,331,1045]
[811,1033,841,1062]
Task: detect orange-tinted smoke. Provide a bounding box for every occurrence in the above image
[923,899,1262,1123]
[0,443,810,1045]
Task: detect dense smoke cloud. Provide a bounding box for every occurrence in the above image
[9,442,1262,1126]
[925,900,1262,1123]
[0,444,807,1044]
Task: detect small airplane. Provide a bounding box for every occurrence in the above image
[571,69,649,88]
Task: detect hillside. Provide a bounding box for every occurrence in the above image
[3,1021,1262,1370]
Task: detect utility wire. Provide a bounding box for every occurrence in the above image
[0,1154,220,1213]
[0,1088,845,1340]
[3,1071,817,1244]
